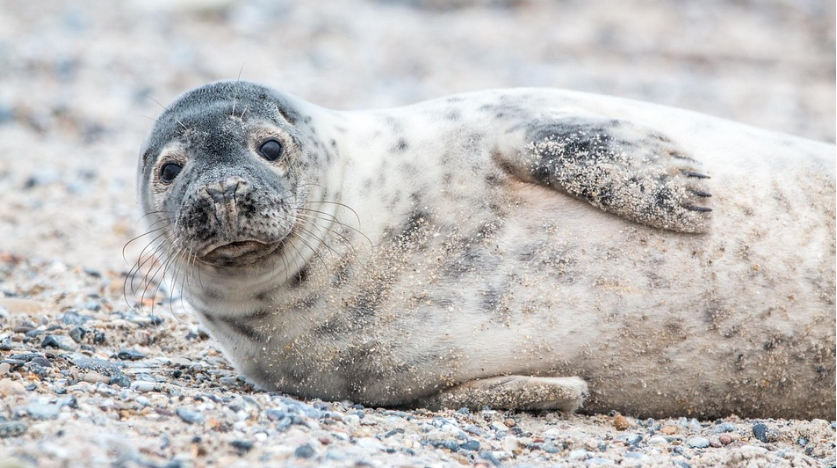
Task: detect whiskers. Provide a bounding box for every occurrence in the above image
[122,211,198,322]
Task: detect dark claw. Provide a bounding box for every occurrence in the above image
[682,170,710,179]
[670,153,698,163]
[684,205,712,212]
[689,189,712,198]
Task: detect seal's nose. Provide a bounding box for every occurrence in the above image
[204,178,244,204]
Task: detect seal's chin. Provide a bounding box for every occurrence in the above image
[201,240,283,267]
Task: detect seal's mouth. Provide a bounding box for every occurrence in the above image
[201,240,283,267]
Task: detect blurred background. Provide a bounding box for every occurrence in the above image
[0,0,834,272]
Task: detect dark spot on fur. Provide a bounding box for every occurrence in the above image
[481,285,501,312]
[219,316,263,341]
[393,138,409,152]
[290,266,309,287]
[401,210,429,239]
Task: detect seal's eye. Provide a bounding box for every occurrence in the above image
[258,139,284,161]
[160,163,182,183]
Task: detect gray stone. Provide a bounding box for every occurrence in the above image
[687,436,710,449]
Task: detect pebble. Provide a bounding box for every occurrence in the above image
[117,349,146,361]
[131,382,156,392]
[230,439,253,454]
[355,437,385,451]
[489,421,508,432]
[616,433,642,445]
[464,425,483,436]
[713,422,736,433]
[41,335,77,351]
[0,421,28,438]
[0,379,27,396]
[752,423,769,443]
[71,357,123,376]
[660,425,678,435]
[175,408,205,424]
[718,433,733,445]
[460,439,480,451]
[109,375,131,388]
[0,363,10,375]
[68,327,86,343]
[61,311,92,326]
[612,414,630,430]
[542,443,560,454]
[686,436,710,449]
[294,443,316,459]
[26,402,61,420]
[569,449,589,460]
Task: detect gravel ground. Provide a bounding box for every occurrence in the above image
[0,1,834,467]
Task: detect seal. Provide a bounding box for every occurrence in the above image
[136,80,835,419]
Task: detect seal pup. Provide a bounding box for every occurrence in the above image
[137,81,835,419]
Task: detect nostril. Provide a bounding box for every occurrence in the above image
[203,178,246,204]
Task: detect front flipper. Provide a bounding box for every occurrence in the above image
[414,375,589,412]
[499,116,712,233]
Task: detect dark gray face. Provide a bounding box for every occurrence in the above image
[138,81,313,269]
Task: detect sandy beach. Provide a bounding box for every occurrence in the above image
[0,1,834,466]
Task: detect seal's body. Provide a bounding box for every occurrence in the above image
[138,81,835,419]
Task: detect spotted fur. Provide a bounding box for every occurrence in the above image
[137,81,835,419]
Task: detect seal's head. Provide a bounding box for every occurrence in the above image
[138,81,318,273]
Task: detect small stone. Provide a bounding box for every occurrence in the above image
[109,375,131,388]
[355,437,385,451]
[660,425,678,435]
[431,440,460,452]
[41,335,77,351]
[464,425,483,436]
[686,436,710,449]
[80,372,110,384]
[713,422,736,433]
[718,433,733,445]
[131,381,155,392]
[752,423,769,443]
[175,408,205,424]
[93,331,106,344]
[68,327,86,343]
[117,349,145,361]
[613,414,630,430]
[61,311,92,326]
[568,449,588,460]
[709,437,722,448]
[71,357,123,376]
[294,443,315,459]
[503,418,516,427]
[489,421,508,432]
[797,437,809,446]
[0,379,26,396]
[625,452,649,461]
[0,363,9,375]
[26,402,60,420]
[541,443,560,454]
[648,436,669,445]
[230,439,253,454]
[460,440,480,451]
[0,421,28,438]
[617,433,642,445]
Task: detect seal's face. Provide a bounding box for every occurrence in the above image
[138,82,309,270]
